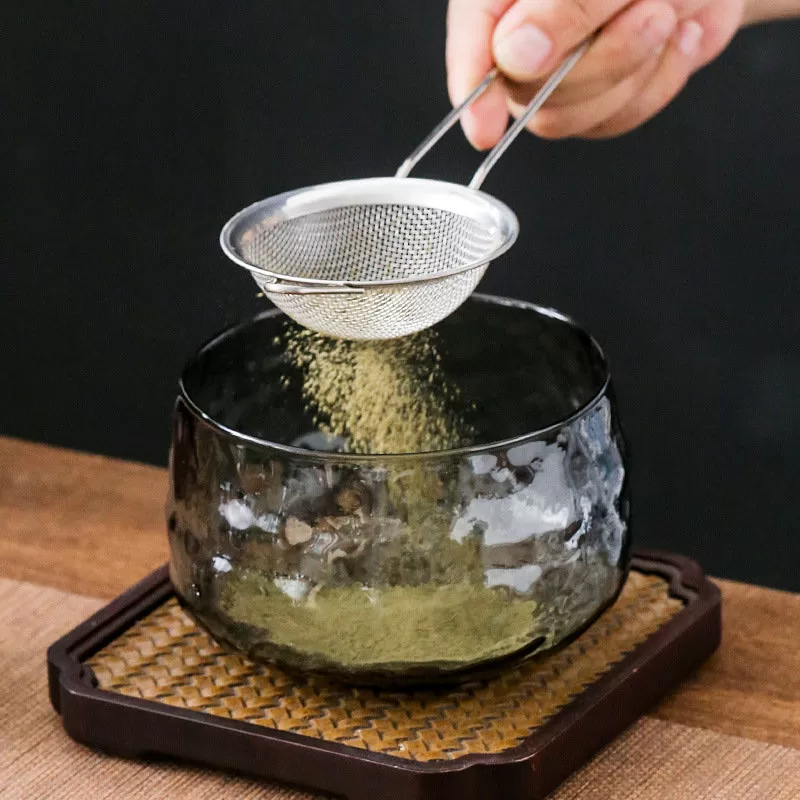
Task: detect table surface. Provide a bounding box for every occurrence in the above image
[2,433,800,755]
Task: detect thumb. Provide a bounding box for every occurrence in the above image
[492,0,637,81]
[446,0,514,149]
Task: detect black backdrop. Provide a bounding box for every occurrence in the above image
[3,2,799,589]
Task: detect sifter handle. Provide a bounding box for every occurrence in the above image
[395,69,498,180]
[469,38,592,190]
[395,37,593,187]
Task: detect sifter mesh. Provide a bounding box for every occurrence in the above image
[220,45,590,340]
[262,268,487,340]
[240,204,500,282]
[223,178,518,340]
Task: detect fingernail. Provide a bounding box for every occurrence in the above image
[642,14,675,50]
[494,24,553,78]
[677,20,703,56]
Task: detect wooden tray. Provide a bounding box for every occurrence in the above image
[48,549,720,800]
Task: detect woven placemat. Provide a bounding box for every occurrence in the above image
[5,576,800,799]
[87,570,682,763]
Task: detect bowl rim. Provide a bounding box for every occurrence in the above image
[177,293,612,462]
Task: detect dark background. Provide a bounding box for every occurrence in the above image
[3,3,799,589]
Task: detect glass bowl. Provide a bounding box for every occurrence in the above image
[167,294,630,686]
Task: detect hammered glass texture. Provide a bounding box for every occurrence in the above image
[167,299,630,685]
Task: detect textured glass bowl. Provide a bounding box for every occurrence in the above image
[167,294,630,686]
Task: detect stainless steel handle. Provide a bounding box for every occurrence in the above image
[469,39,591,189]
[263,281,365,296]
[396,38,593,187]
[395,69,498,180]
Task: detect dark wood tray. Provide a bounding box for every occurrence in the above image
[48,549,720,800]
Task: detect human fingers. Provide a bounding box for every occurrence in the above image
[446,0,514,149]
[583,19,703,138]
[509,43,663,138]
[535,0,744,138]
[503,0,677,111]
[491,0,644,83]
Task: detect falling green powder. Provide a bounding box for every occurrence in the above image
[213,324,538,676]
[280,326,474,455]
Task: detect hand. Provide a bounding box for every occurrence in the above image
[446,0,748,145]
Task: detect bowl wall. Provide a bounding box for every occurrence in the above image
[167,295,630,685]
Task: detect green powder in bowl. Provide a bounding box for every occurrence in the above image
[169,298,628,685]
[201,325,539,678]
[221,568,538,671]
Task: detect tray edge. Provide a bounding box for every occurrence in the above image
[47,550,721,800]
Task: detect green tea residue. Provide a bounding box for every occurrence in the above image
[222,568,537,668]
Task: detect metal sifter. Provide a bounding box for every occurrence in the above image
[220,43,590,340]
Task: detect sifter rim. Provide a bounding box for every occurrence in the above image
[219,177,519,289]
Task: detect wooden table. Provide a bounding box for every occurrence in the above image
[2,434,800,797]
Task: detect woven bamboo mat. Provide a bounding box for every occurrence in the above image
[4,576,800,799]
[87,570,681,762]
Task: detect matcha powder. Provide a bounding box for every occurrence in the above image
[280,326,474,455]
[212,323,539,676]
[223,569,538,670]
